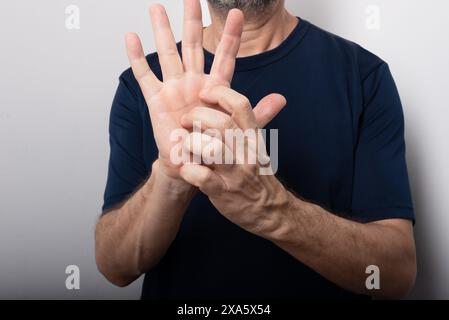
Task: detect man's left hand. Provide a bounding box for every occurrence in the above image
[179,86,290,239]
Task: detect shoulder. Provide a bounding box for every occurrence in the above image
[304,20,387,79]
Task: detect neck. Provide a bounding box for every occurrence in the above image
[203,1,298,57]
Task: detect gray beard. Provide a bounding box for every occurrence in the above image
[207,0,277,17]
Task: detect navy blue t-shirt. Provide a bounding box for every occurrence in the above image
[103,19,414,299]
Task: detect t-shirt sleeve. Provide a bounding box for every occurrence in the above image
[351,62,415,223]
[102,73,148,213]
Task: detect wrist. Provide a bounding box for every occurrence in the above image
[149,159,197,198]
[270,190,311,246]
[255,178,293,241]
[155,157,181,179]
[262,185,304,244]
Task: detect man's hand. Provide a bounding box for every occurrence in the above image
[179,85,289,238]
[97,0,252,286]
[178,86,416,298]
[125,0,244,178]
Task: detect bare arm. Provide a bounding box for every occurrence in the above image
[271,193,417,299]
[96,2,245,287]
[179,86,417,299]
[95,160,195,287]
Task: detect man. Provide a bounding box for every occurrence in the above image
[95,0,417,299]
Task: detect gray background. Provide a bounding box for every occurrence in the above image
[0,0,448,299]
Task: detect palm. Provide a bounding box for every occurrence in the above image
[125,0,242,175]
[148,74,223,161]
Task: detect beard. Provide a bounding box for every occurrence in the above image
[207,0,278,17]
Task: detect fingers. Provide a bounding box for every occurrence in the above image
[125,33,162,97]
[253,94,287,128]
[210,9,243,83]
[180,163,225,195]
[181,107,263,165]
[200,86,257,129]
[200,87,286,129]
[150,4,183,80]
[182,0,204,73]
[183,132,233,165]
[181,106,237,136]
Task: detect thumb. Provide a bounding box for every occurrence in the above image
[180,163,225,195]
[253,93,287,128]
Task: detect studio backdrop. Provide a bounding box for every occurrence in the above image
[0,0,448,299]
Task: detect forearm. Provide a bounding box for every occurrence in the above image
[268,191,416,298]
[95,160,196,287]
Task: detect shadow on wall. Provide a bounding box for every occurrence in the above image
[405,122,440,299]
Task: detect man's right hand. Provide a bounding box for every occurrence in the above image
[125,0,244,178]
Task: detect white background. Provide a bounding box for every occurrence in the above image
[0,0,447,299]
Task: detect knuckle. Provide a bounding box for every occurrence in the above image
[220,34,234,46]
[164,46,179,57]
[214,85,228,94]
[189,107,201,119]
[235,174,247,190]
[200,169,212,185]
[221,116,234,131]
[235,97,251,112]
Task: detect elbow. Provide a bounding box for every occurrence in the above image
[95,222,138,288]
[95,248,138,288]
[100,272,135,288]
[392,255,417,299]
[391,241,418,299]
[375,249,417,299]
[108,277,134,288]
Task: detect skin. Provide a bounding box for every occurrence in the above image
[95,0,285,287]
[95,0,417,298]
